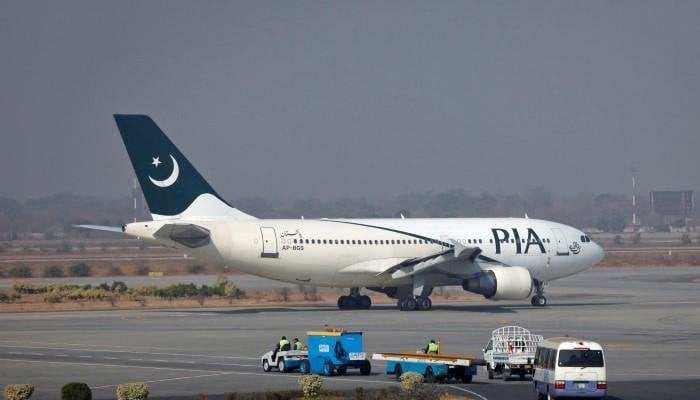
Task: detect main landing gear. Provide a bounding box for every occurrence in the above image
[530,279,547,307]
[337,287,372,310]
[397,295,432,311]
[398,276,433,311]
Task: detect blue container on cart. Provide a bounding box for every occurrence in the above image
[305,330,371,376]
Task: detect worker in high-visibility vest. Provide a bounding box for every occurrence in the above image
[279,336,291,351]
[424,339,439,354]
[273,336,291,362]
[293,337,304,351]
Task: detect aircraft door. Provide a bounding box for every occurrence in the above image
[550,228,569,256]
[260,227,279,258]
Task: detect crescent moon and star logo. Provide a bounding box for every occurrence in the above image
[148,154,180,188]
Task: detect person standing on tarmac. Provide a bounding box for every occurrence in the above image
[424,339,439,354]
[293,337,304,351]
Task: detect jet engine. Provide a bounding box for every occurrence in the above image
[461,266,533,300]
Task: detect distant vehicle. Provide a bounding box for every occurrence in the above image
[373,351,482,383]
[79,115,605,311]
[483,326,543,380]
[533,338,607,399]
[261,349,308,373]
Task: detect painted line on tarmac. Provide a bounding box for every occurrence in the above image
[90,372,236,390]
[0,343,259,360]
[0,357,399,388]
[447,385,489,400]
[0,358,229,373]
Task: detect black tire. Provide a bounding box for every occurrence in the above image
[418,297,432,311]
[531,296,538,306]
[502,367,510,381]
[424,366,435,383]
[487,365,494,380]
[397,299,403,310]
[336,366,347,375]
[262,359,271,372]
[359,360,371,375]
[519,371,526,380]
[277,358,286,373]
[394,364,403,380]
[404,297,418,311]
[337,296,348,309]
[462,374,473,383]
[537,296,547,307]
[323,360,335,376]
[359,295,371,309]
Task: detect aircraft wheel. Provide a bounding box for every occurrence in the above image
[533,295,547,307]
[359,295,372,309]
[403,296,418,311]
[418,296,432,311]
[337,296,348,309]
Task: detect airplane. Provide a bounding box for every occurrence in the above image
[78,115,605,311]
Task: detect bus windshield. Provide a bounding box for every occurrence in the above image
[558,350,604,367]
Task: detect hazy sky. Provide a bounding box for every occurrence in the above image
[1,1,699,201]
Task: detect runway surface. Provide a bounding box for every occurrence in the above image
[1,266,699,399]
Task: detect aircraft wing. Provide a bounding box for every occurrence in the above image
[336,238,489,279]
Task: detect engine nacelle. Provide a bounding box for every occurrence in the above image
[461,266,533,300]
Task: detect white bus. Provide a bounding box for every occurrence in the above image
[533,337,607,399]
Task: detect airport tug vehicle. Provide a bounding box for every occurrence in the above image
[372,345,483,383]
[302,330,371,376]
[261,348,308,373]
[482,326,543,380]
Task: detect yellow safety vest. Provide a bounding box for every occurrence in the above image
[427,342,439,353]
[279,339,290,349]
[295,342,304,350]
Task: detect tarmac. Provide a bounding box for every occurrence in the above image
[1,266,699,399]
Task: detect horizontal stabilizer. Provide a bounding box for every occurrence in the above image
[73,224,124,233]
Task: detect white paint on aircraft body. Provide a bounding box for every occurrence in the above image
[125,216,604,289]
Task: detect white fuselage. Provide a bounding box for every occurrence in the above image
[125,217,604,289]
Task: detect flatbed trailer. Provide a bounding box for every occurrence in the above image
[372,352,485,383]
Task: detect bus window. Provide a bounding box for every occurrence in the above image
[558,349,604,367]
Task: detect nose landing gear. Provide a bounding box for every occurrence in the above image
[337,287,372,310]
[531,280,547,307]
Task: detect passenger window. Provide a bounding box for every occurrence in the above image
[311,239,316,244]
[489,239,493,243]
[340,240,344,244]
[479,239,482,244]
